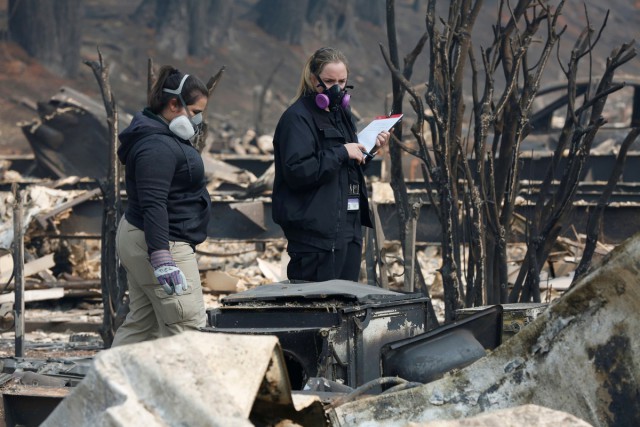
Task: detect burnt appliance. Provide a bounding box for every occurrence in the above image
[203,280,429,389]
[381,305,503,384]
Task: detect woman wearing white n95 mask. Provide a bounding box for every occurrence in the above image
[112,66,211,347]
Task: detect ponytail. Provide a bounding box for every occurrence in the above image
[148,65,208,114]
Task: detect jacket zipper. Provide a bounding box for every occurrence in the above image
[333,156,345,264]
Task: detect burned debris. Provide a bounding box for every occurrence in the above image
[19,87,132,180]
[2,1,640,425]
[327,232,640,427]
[0,74,638,424]
[15,231,640,426]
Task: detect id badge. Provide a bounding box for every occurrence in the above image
[347,197,360,211]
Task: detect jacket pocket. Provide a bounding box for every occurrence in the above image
[322,127,345,141]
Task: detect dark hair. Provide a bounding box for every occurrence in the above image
[148,65,208,114]
[295,47,349,101]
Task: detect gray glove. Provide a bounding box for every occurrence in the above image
[149,250,188,295]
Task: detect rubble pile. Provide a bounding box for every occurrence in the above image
[41,332,324,427]
[328,232,640,426]
[30,231,640,426]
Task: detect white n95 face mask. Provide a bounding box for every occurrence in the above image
[168,114,196,141]
[163,74,203,142]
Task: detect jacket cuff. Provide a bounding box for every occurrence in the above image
[339,145,350,161]
[149,249,175,269]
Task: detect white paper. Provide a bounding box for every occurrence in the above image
[357,115,403,153]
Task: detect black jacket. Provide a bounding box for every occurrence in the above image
[272,96,373,250]
[118,109,211,254]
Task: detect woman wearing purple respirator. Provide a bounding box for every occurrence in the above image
[272,47,390,283]
[112,66,210,347]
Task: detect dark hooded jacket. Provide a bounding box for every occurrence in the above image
[272,95,373,251]
[117,109,211,254]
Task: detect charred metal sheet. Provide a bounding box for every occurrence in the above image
[221,280,425,304]
[47,194,285,240]
[1,357,94,381]
[207,198,283,240]
[457,302,547,341]
[20,86,131,180]
[37,192,640,244]
[214,154,275,177]
[229,201,268,231]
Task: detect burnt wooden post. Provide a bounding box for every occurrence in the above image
[11,183,25,357]
[85,49,123,347]
[371,202,390,289]
[364,228,376,286]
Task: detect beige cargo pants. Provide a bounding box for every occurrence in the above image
[111,217,206,347]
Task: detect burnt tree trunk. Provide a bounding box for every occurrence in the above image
[357,0,385,26]
[8,0,82,77]
[155,1,190,60]
[306,0,359,45]
[138,1,234,58]
[188,0,234,56]
[254,0,309,45]
[85,49,124,348]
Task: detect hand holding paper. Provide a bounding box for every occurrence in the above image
[357,114,402,154]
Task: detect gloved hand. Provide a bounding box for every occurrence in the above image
[149,250,188,295]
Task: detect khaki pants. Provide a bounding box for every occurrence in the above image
[112,217,206,347]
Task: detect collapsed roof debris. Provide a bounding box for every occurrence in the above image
[18,87,132,180]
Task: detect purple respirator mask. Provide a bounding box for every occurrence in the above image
[315,78,353,110]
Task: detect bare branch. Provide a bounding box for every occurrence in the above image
[573,127,640,283]
[206,65,226,97]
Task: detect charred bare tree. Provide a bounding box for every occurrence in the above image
[84,48,125,348]
[199,65,227,153]
[356,0,385,26]
[8,0,82,77]
[187,0,234,56]
[136,0,234,59]
[572,126,640,283]
[250,0,383,46]
[307,0,360,45]
[382,0,636,319]
[383,0,438,326]
[510,31,636,303]
[255,59,284,136]
[253,0,309,45]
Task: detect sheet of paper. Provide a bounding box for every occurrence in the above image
[357,114,403,153]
